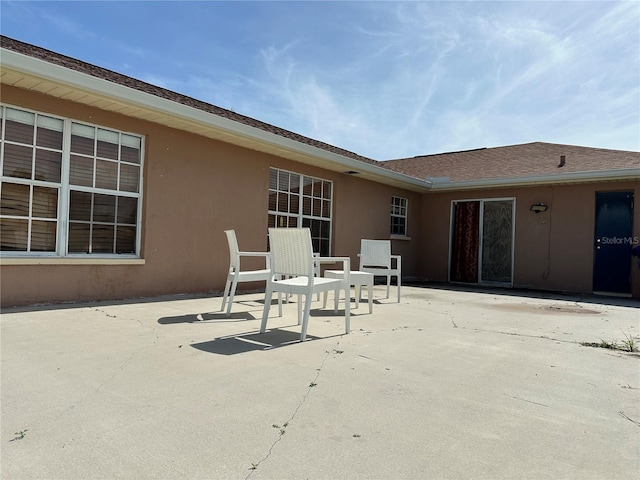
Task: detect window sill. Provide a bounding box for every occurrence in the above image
[390,235,411,241]
[0,257,145,266]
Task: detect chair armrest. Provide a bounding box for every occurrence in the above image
[316,256,350,284]
[391,255,401,270]
[315,256,350,266]
[238,251,270,268]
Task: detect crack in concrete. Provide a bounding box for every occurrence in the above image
[93,307,118,318]
[460,326,575,345]
[443,310,458,328]
[245,339,342,478]
[510,395,549,407]
[618,411,640,427]
[48,308,160,425]
[93,306,160,346]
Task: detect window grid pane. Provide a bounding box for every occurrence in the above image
[0,217,28,251]
[2,143,33,179]
[4,116,35,144]
[30,220,57,252]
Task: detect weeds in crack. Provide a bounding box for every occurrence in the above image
[620,331,639,352]
[580,331,639,353]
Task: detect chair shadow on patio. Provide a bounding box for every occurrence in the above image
[190,328,331,355]
[157,298,279,324]
[158,311,258,325]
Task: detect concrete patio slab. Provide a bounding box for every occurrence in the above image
[1,286,639,479]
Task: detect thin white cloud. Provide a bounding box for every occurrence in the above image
[5,0,634,158]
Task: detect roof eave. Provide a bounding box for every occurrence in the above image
[1,47,428,192]
[425,169,640,191]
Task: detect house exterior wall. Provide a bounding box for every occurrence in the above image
[419,182,640,298]
[0,85,420,306]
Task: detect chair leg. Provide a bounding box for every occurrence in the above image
[298,295,303,325]
[225,277,239,317]
[386,274,391,299]
[334,285,339,313]
[322,291,328,309]
[397,274,401,303]
[354,285,360,309]
[220,277,232,311]
[300,293,313,341]
[367,282,373,314]
[344,285,350,334]
[260,287,273,333]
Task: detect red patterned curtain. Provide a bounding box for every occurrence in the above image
[451,201,480,283]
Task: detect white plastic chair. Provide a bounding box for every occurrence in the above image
[221,230,271,317]
[260,228,350,341]
[359,239,402,302]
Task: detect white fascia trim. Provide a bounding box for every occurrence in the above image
[2,48,427,190]
[426,168,640,191]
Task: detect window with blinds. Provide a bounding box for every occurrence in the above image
[267,167,332,256]
[391,196,408,236]
[0,105,143,257]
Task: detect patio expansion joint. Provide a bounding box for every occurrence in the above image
[244,338,343,478]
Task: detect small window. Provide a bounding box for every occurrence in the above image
[391,196,407,236]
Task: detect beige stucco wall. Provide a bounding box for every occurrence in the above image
[419,182,640,298]
[1,86,420,306]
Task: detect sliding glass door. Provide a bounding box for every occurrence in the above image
[450,199,514,285]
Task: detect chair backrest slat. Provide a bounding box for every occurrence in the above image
[360,239,391,268]
[268,228,314,277]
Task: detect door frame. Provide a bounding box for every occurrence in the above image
[448,197,516,285]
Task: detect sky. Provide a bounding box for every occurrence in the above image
[1,1,639,160]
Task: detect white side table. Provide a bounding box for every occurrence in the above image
[323,270,373,314]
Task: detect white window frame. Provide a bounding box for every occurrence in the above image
[0,104,144,258]
[391,195,408,237]
[268,167,333,255]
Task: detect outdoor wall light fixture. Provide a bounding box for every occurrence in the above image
[530,203,548,213]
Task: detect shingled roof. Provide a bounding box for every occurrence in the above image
[0,35,379,168]
[382,142,640,182]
